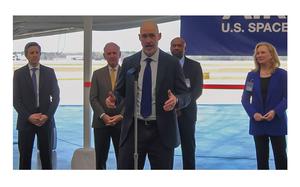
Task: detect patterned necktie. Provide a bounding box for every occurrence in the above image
[110,68,116,90]
[140,58,152,118]
[31,67,38,106]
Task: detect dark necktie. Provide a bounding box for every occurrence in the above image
[140,58,152,118]
[31,68,38,105]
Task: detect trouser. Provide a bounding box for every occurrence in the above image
[178,116,196,169]
[18,126,53,169]
[253,135,287,170]
[93,124,121,169]
[118,120,174,169]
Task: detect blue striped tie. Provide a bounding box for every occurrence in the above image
[141,58,152,118]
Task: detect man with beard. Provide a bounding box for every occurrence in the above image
[106,21,190,169]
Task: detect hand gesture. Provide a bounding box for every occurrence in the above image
[102,114,114,126]
[28,113,48,127]
[28,113,42,126]
[253,113,264,122]
[105,91,116,109]
[163,90,177,112]
[102,114,123,126]
[110,115,123,125]
[263,110,275,121]
[39,114,49,126]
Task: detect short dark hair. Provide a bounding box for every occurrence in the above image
[24,42,41,57]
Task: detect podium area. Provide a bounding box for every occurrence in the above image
[13,104,275,170]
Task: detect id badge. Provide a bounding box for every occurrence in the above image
[185,78,191,88]
[245,80,254,92]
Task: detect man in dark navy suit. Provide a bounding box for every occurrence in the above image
[171,37,203,169]
[13,42,60,169]
[106,21,190,169]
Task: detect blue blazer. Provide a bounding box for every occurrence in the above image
[13,64,60,130]
[241,68,287,136]
[114,49,190,149]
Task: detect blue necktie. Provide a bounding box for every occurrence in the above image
[31,68,38,105]
[141,58,152,118]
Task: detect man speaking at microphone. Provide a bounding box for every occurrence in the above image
[106,21,190,169]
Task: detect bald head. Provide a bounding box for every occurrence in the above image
[139,21,161,57]
[140,21,159,34]
[171,37,186,47]
[170,37,186,59]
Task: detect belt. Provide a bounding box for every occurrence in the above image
[137,119,157,126]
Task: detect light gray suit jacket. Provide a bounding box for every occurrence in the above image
[90,65,124,128]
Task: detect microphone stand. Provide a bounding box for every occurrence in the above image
[133,80,138,170]
[132,65,140,170]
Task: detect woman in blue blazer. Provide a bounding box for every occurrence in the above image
[241,42,287,170]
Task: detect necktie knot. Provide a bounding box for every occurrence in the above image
[145,58,152,64]
[31,67,38,72]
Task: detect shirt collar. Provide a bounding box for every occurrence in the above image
[28,63,40,70]
[108,64,119,71]
[141,48,159,63]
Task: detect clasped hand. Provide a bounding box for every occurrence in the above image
[253,110,275,122]
[28,113,49,127]
[102,114,123,126]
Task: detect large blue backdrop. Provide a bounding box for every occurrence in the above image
[181,16,287,56]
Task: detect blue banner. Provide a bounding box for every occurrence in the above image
[180,16,287,56]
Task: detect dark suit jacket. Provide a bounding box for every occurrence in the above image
[241,68,287,135]
[90,65,124,128]
[13,64,60,130]
[114,49,190,149]
[179,56,203,122]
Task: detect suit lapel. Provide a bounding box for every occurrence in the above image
[104,66,113,91]
[24,65,35,94]
[129,52,141,77]
[156,50,167,94]
[265,69,277,105]
[133,52,141,70]
[183,57,189,74]
[39,65,46,91]
[116,66,121,77]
